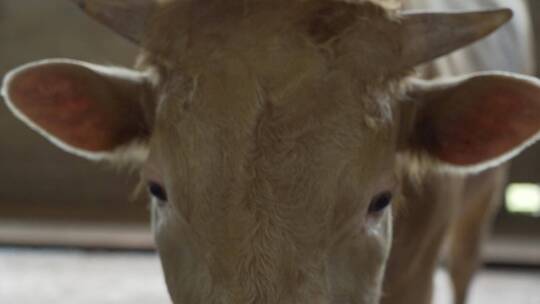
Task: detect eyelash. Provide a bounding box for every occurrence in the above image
[148,181,168,203]
[368,191,393,214]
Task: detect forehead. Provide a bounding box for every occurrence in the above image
[143,0,404,165]
[150,58,400,169]
[142,0,404,74]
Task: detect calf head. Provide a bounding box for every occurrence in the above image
[3,1,540,303]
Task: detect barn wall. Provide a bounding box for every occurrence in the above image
[533,1,540,74]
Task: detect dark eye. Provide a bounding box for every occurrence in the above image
[148,181,168,202]
[368,191,393,214]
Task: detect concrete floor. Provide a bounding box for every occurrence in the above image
[0,249,539,304]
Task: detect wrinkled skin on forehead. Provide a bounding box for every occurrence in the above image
[141,2,401,303]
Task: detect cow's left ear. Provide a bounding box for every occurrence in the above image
[400,72,540,172]
[1,59,154,162]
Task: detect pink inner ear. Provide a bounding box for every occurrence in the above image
[416,77,540,166]
[8,64,143,152]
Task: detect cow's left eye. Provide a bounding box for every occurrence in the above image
[148,181,168,202]
[368,191,393,214]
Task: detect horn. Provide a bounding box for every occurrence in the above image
[400,8,513,69]
[70,0,156,44]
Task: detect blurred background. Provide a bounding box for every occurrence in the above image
[0,0,539,303]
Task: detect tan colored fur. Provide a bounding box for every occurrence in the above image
[139,2,406,303]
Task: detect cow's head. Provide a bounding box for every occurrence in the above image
[3,1,540,303]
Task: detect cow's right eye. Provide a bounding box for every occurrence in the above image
[148,181,168,202]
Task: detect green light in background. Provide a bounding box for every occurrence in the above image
[505,183,540,217]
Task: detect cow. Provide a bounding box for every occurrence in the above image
[1,1,539,304]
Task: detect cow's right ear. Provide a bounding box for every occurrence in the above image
[1,59,155,162]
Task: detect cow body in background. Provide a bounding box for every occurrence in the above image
[2,1,540,304]
[383,1,535,304]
